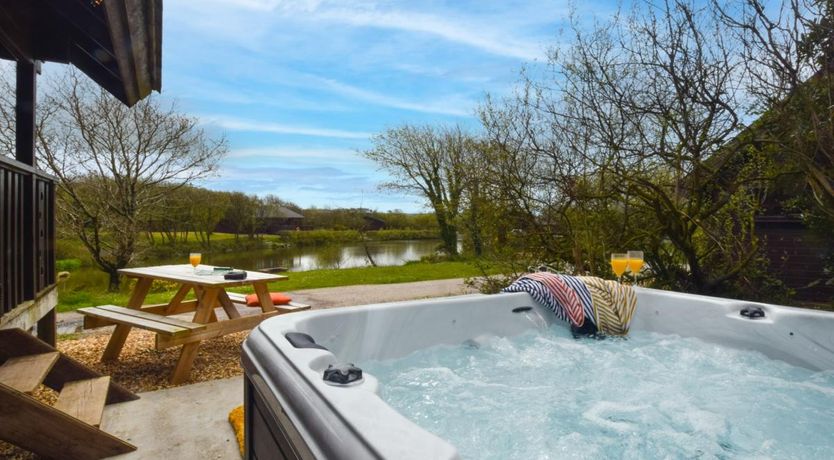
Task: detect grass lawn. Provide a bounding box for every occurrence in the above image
[57,261,491,312]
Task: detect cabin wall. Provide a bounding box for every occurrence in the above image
[755,216,833,302]
[0,156,57,344]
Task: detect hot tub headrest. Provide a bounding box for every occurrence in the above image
[285,332,329,350]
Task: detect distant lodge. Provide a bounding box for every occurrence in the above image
[261,206,304,233]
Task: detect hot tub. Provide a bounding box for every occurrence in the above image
[241,288,834,459]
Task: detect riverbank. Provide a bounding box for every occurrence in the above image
[58,230,440,261]
[56,260,492,312]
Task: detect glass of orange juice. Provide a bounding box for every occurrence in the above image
[627,250,644,284]
[610,253,629,283]
[189,252,201,273]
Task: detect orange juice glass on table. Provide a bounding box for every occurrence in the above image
[189,252,201,273]
[627,250,644,283]
[610,253,629,282]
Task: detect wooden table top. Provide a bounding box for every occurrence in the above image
[118,264,287,287]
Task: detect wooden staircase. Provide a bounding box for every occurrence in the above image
[0,328,139,459]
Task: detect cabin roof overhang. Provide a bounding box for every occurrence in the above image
[0,0,162,106]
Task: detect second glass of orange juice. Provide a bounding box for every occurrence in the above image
[627,250,644,283]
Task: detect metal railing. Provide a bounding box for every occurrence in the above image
[0,155,55,316]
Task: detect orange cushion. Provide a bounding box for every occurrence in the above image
[244,292,292,307]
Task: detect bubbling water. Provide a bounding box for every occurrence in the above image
[363,327,834,459]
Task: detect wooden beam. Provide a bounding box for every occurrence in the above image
[103,0,163,106]
[15,60,36,166]
[0,1,33,62]
[0,284,57,331]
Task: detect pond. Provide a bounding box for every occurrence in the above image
[150,239,445,272]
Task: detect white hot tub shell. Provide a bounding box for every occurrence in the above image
[241,288,834,459]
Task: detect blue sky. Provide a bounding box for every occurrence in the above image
[158,1,589,212]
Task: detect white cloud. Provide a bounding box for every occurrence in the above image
[224,146,378,169]
[227,146,357,160]
[187,0,321,13]
[174,0,549,61]
[315,7,545,61]
[202,116,373,139]
[311,77,474,116]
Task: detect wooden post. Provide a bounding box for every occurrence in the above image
[14,60,36,167]
[36,308,56,347]
[16,60,37,321]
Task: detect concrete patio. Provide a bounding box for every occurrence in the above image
[103,376,242,460]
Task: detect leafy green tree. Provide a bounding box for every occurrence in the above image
[220,192,261,240]
[363,125,476,256]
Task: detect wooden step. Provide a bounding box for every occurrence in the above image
[0,328,138,404]
[0,382,136,458]
[54,376,111,427]
[0,352,59,393]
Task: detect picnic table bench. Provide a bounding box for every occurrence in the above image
[80,305,207,338]
[78,265,310,384]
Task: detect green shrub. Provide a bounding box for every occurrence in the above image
[55,258,83,272]
[369,229,439,240]
[284,229,361,246]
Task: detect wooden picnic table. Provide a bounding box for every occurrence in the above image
[87,264,288,384]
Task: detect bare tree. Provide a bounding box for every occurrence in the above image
[363,125,474,256]
[567,1,779,294]
[479,79,621,273]
[718,0,834,218]
[479,0,779,296]
[10,69,228,290]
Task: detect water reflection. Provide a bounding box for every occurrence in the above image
[185,239,443,272]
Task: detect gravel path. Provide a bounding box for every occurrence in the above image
[289,277,476,308]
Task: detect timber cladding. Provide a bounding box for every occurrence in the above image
[755,216,834,302]
[0,156,56,317]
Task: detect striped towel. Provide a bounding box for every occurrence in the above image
[503,273,637,336]
[578,276,637,335]
[523,272,586,328]
[501,272,585,327]
[502,278,570,324]
[558,274,596,328]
